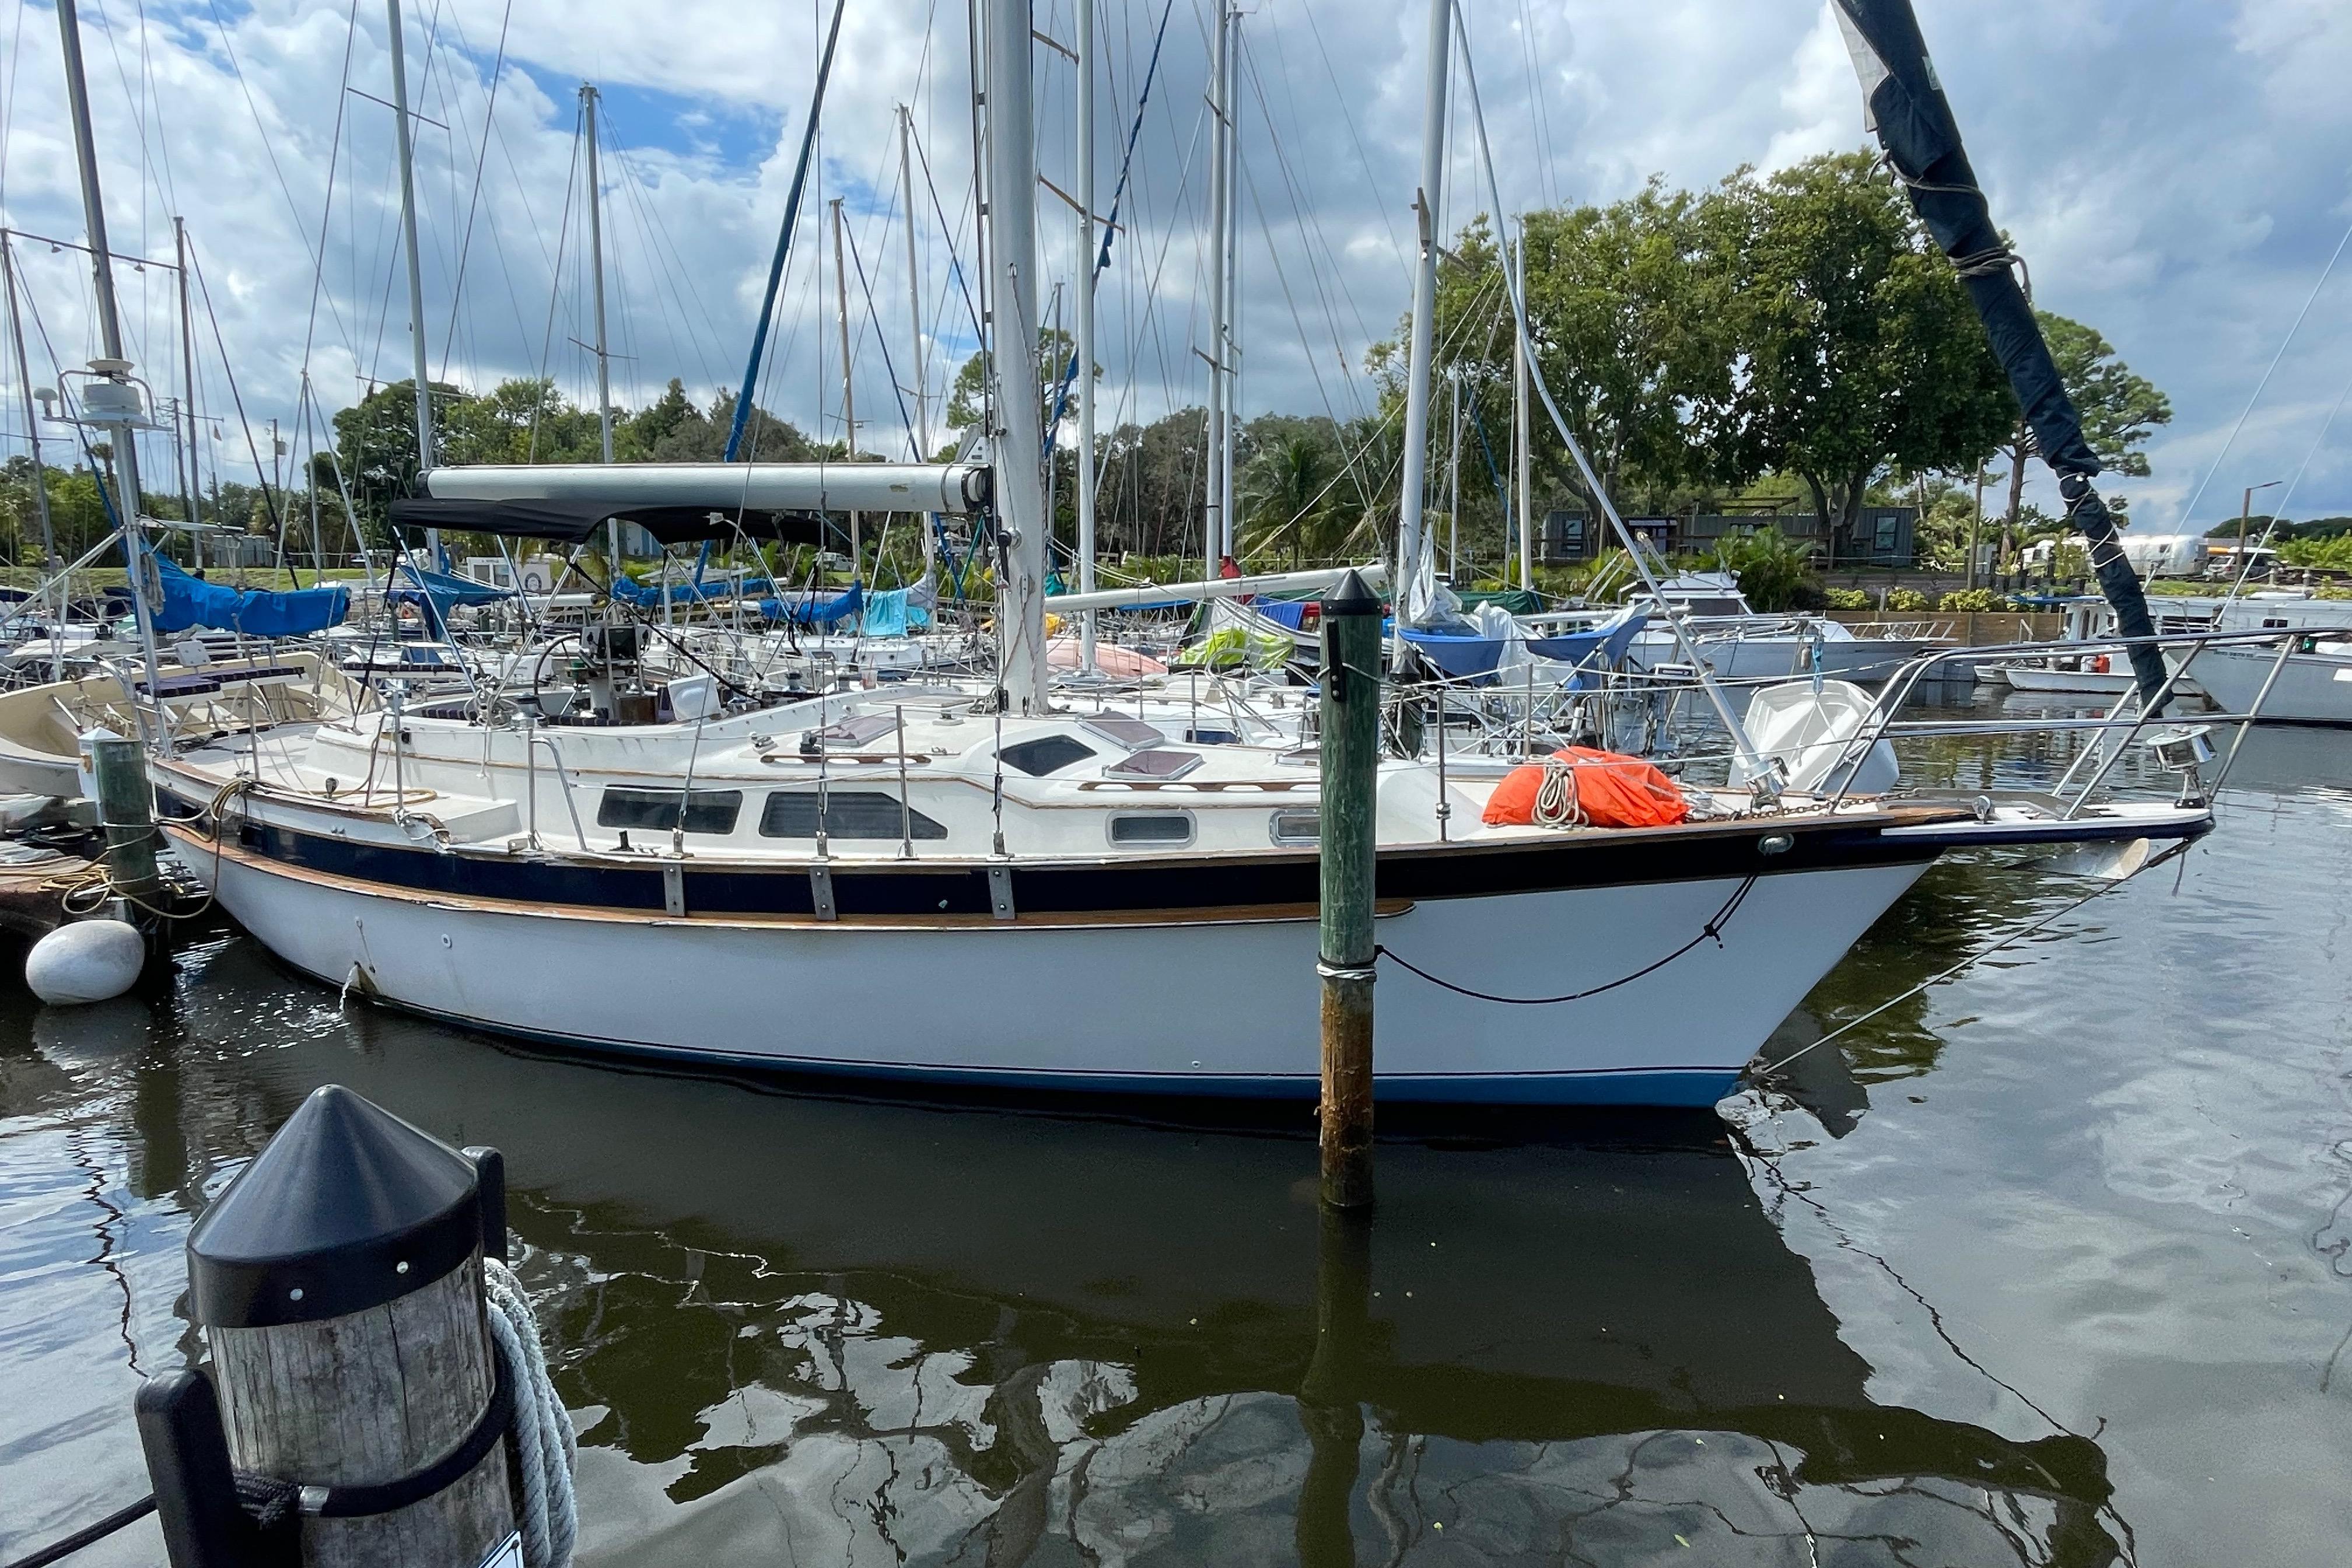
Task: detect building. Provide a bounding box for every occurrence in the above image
[1539,505,1919,566]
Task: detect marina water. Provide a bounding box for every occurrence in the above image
[4,696,2348,1564]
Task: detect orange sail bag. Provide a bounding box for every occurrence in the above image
[1481,746,1689,830]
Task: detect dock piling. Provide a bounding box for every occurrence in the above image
[1317,570,1381,1210]
[170,1084,520,1568]
[85,732,159,904]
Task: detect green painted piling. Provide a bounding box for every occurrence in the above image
[88,734,159,904]
[1317,570,1381,1210]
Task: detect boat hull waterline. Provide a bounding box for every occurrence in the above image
[161,812,1942,1107]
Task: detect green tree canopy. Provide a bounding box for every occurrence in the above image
[1712,151,2017,550]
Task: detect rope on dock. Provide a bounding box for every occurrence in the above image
[485,1257,578,1568]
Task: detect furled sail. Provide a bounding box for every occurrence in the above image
[1832,0,2169,712]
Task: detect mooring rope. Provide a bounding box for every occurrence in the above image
[1375,876,1758,1005]
[485,1257,577,1568]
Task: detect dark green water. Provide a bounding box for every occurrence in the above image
[2,701,2347,1564]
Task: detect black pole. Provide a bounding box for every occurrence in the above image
[1833,0,2169,712]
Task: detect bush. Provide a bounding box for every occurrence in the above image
[1714,526,1822,612]
[1824,587,1870,610]
[1937,587,2008,612]
[1884,588,1930,611]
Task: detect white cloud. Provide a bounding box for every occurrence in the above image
[0,0,2348,530]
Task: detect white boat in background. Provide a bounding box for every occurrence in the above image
[2188,637,2352,727]
[1625,575,1950,685]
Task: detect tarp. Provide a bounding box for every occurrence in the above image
[152,556,349,637]
[611,575,772,608]
[860,587,931,637]
[390,495,827,547]
[387,562,512,641]
[758,584,863,626]
[1454,588,1542,617]
[1834,0,2167,710]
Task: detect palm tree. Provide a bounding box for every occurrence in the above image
[1238,433,1335,568]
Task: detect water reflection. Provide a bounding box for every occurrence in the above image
[0,934,2130,1565]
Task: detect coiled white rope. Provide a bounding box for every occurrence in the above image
[1531,755,1586,828]
[484,1257,576,1568]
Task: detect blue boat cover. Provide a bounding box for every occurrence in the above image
[387,563,515,641]
[611,575,772,608]
[152,557,350,637]
[1399,626,1507,681]
[1253,599,1311,631]
[758,584,863,626]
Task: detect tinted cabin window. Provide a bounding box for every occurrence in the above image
[1109,812,1194,846]
[597,788,744,834]
[998,735,1098,776]
[761,790,949,840]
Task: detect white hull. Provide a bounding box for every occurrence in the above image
[1630,634,1937,684]
[169,821,1929,1107]
[2189,643,2352,726]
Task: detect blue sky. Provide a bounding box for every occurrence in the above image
[2,0,2350,533]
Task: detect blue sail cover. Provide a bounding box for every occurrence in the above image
[152,558,349,637]
[1833,0,2165,709]
[758,584,863,626]
[611,575,773,608]
[388,563,516,640]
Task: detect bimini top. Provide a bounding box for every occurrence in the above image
[389,495,827,547]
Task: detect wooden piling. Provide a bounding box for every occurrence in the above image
[182,1085,516,1568]
[86,733,159,904]
[1317,570,1381,1210]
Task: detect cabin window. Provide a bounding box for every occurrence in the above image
[1104,747,1203,780]
[998,735,1098,776]
[1269,810,1321,845]
[597,787,744,835]
[760,790,948,840]
[1108,811,1194,848]
[1080,715,1164,749]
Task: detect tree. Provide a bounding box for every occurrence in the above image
[946,327,1080,433]
[1712,152,2017,563]
[1238,431,1336,568]
[1993,311,2171,562]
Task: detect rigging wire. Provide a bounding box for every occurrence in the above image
[2171,206,2352,530]
[435,0,515,374]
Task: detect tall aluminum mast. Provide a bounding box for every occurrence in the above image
[1075,0,1098,667]
[386,0,436,558]
[983,0,1048,712]
[54,0,165,702]
[1395,0,1452,644]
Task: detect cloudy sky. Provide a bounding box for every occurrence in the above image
[1,0,2349,532]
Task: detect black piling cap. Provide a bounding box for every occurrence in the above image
[187,1085,482,1329]
[1322,569,1381,617]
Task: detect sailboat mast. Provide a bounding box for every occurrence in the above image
[831,196,862,582]
[898,104,936,584]
[386,0,435,564]
[1513,232,1532,591]
[984,0,1048,712]
[1396,0,1451,641]
[174,216,202,535]
[52,0,164,704]
[1076,0,1098,669]
[1219,5,1239,568]
[580,83,622,580]
[2,236,65,681]
[1203,1,1230,575]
